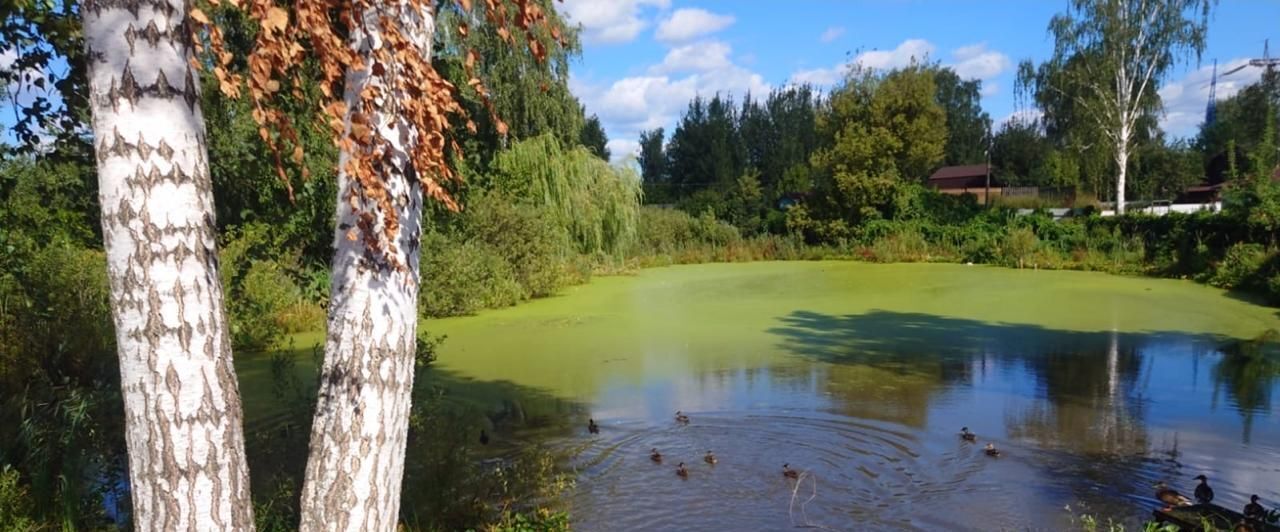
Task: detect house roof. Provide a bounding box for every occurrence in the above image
[927,164,997,189]
[928,164,991,181]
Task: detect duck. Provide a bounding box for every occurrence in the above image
[704,450,717,465]
[984,443,1001,457]
[1153,481,1193,509]
[675,411,690,424]
[676,462,689,478]
[587,419,599,434]
[479,429,490,445]
[1244,494,1264,520]
[960,427,976,442]
[1234,520,1257,532]
[783,463,799,479]
[1194,474,1214,504]
[650,448,663,463]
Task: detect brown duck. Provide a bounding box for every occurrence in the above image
[587,419,599,434]
[704,450,717,465]
[650,448,662,463]
[1244,494,1264,520]
[1153,481,1193,509]
[676,462,689,478]
[1194,475,1214,504]
[675,411,690,424]
[783,463,799,479]
[984,443,1001,457]
[960,427,976,442]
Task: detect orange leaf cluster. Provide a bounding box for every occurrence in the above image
[191,0,560,264]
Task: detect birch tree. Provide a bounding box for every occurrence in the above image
[218,0,560,527]
[82,0,253,528]
[1020,0,1211,213]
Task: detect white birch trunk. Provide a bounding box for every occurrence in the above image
[83,0,254,529]
[297,4,433,530]
[1115,120,1130,214]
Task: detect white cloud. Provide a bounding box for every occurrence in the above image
[785,39,935,88]
[996,108,1043,130]
[654,8,735,43]
[1158,58,1260,137]
[575,40,770,165]
[607,138,641,163]
[651,40,733,74]
[856,38,936,70]
[561,0,671,45]
[949,42,1011,81]
[981,82,1000,97]
[789,66,843,87]
[819,26,845,43]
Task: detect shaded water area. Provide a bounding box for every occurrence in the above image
[427,262,1280,531]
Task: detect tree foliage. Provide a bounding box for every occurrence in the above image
[1017,0,1213,211]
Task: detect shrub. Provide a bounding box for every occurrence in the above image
[231,259,312,349]
[1210,243,1271,290]
[1002,227,1039,269]
[462,194,570,299]
[420,233,524,318]
[0,467,38,531]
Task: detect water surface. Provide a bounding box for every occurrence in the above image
[428,262,1280,531]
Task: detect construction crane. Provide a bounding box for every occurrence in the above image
[1205,39,1280,125]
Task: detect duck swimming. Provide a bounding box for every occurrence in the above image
[984,443,1001,457]
[587,419,599,434]
[1194,475,1214,504]
[1244,494,1264,520]
[1153,481,1193,509]
[675,411,690,424]
[676,462,689,478]
[782,463,799,479]
[704,450,717,465]
[960,427,976,442]
[650,448,662,463]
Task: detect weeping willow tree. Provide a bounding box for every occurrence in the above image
[489,135,642,256]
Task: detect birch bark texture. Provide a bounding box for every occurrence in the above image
[83,0,254,529]
[297,3,434,530]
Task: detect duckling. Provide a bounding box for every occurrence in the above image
[479,429,490,445]
[1234,520,1256,532]
[1194,474,1214,504]
[959,427,976,442]
[676,462,689,478]
[587,419,599,434]
[1153,481,1193,509]
[675,411,690,424]
[1244,494,1264,520]
[782,463,799,479]
[650,448,662,463]
[704,450,717,465]
[984,443,1001,457]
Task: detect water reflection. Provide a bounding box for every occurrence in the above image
[428,263,1280,531]
[559,310,1280,530]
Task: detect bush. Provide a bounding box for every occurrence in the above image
[0,245,122,529]
[461,194,570,299]
[231,259,311,350]
[1002,227,1039,269]
[420,233,524,317]
[1210,243,1272,290]
[218,223,322,350]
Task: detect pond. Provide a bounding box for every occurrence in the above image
[427,261,1280,531]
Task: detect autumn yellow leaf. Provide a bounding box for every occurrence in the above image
[264,7,288,33]
[190,7,210,24]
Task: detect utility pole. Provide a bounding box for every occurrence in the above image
[984,134,992,207]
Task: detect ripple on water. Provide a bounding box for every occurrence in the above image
[562,411,1036,532]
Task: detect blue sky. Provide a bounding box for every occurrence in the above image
[559,0,1280,162]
